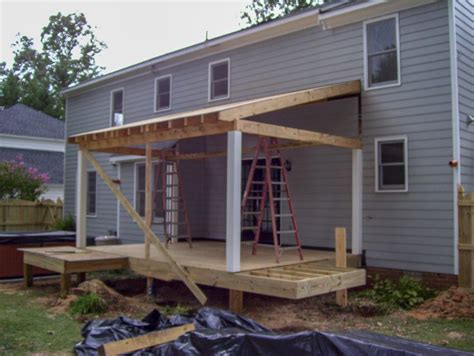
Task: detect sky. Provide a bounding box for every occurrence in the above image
[0,0,250,74]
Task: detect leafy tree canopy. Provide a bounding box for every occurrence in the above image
[0,12,106,119]
[241,0,325,28]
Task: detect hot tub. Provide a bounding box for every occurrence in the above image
[0,231,76,279]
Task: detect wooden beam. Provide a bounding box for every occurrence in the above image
[23,263,33,288]
[81,149,207,305]
[145,143,153,292]
[90,141,323,160]
[76,120,235,151]
[335,227,348,308]
[236,120,362,149]
[76,149,87,248]
[218,80,361,121]
[98,323,195,356]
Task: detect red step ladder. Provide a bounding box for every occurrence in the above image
[153,149,192,248]
[241,136,303,263]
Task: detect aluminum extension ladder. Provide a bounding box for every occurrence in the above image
[241,136,303,263]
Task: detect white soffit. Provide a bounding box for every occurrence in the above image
[319,0,438,29]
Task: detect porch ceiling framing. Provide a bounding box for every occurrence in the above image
[68,80,362,153]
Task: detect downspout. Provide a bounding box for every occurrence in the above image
[448,0,460,275]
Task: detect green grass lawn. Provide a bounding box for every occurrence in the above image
[0,290,81,355]
[366,315,474,352]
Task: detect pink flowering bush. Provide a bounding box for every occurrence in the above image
[0,155,49,201]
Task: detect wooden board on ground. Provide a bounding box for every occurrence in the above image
[98,323,195,356]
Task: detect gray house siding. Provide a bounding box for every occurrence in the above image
[64,1,456,274]
[456,0,474,192]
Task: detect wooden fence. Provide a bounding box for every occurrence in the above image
[458,187,474,289]
[0,199,63,232]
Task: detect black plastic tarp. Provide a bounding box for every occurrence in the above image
[75,307,472,356]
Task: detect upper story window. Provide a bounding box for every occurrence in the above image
[375,136,408,193]
[155,75,172,112]
[364,14,400,90]
[110,89,124,126]
[209,58,230,101]
[87,171,97,216]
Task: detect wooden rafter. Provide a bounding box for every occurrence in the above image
[68,80,361,150]
[81,148,207,305]
[236,120,362,149]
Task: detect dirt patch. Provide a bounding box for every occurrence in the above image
[409,286,474,320]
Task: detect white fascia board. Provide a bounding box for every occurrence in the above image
[61,9,320,97]
[320,0,437,29]
[109,155,144,164]
[0,134,65,152]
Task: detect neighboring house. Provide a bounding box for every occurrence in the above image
[0,104,65,200]
[62,0,473,280]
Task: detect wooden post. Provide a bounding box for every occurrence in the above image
[336,227,348,307]
[81,149,207,305]
[458,186,474,288]
[60,273,71,297]
[352,149,363,255]
[23,263,33,288]
[76,149,87,248]
[145,143,154,293]
[229,289,243,314]
[226,131,242,272]
[77,272,86,284]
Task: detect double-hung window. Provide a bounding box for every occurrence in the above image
[155,75,171,112]
[111,89,124,126]
[87,171,97,216]
[375,136,408,192]
[364,14,400,89]
[209,59,230,101]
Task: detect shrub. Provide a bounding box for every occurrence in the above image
[52,213,75,231]
[0,155,49,201]
[360,275,437,313]
[70,293,107,315]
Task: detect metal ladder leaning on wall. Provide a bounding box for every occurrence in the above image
[153,149,192,248]
[241,136,303,263]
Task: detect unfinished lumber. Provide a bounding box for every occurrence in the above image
[229,290,244,314]
[60,273,71,297]
[81,149,207,305]
[458,186,474,288]
[335,227,348,308]
[23,263,33,288]
[98,323,195,356]
[236,120,362,149]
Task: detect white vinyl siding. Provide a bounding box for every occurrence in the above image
[375,136,408,193]
[364,14,401,90]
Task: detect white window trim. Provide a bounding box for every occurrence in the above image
[208,58,230,102]
[110,88,125,127]
[86,169,97,217]
[154,74,172,112]
[374,135,408,193]
[363,13,401,91]
[134,160,162,218]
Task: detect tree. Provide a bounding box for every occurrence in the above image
[0,155,49,201]
[0,12,106,118]
[241,0,325,28]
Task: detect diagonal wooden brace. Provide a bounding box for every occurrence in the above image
[81,148,207,305]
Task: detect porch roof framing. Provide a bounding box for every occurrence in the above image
[68,80,362,153]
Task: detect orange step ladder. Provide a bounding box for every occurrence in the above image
[241,136,303,263]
